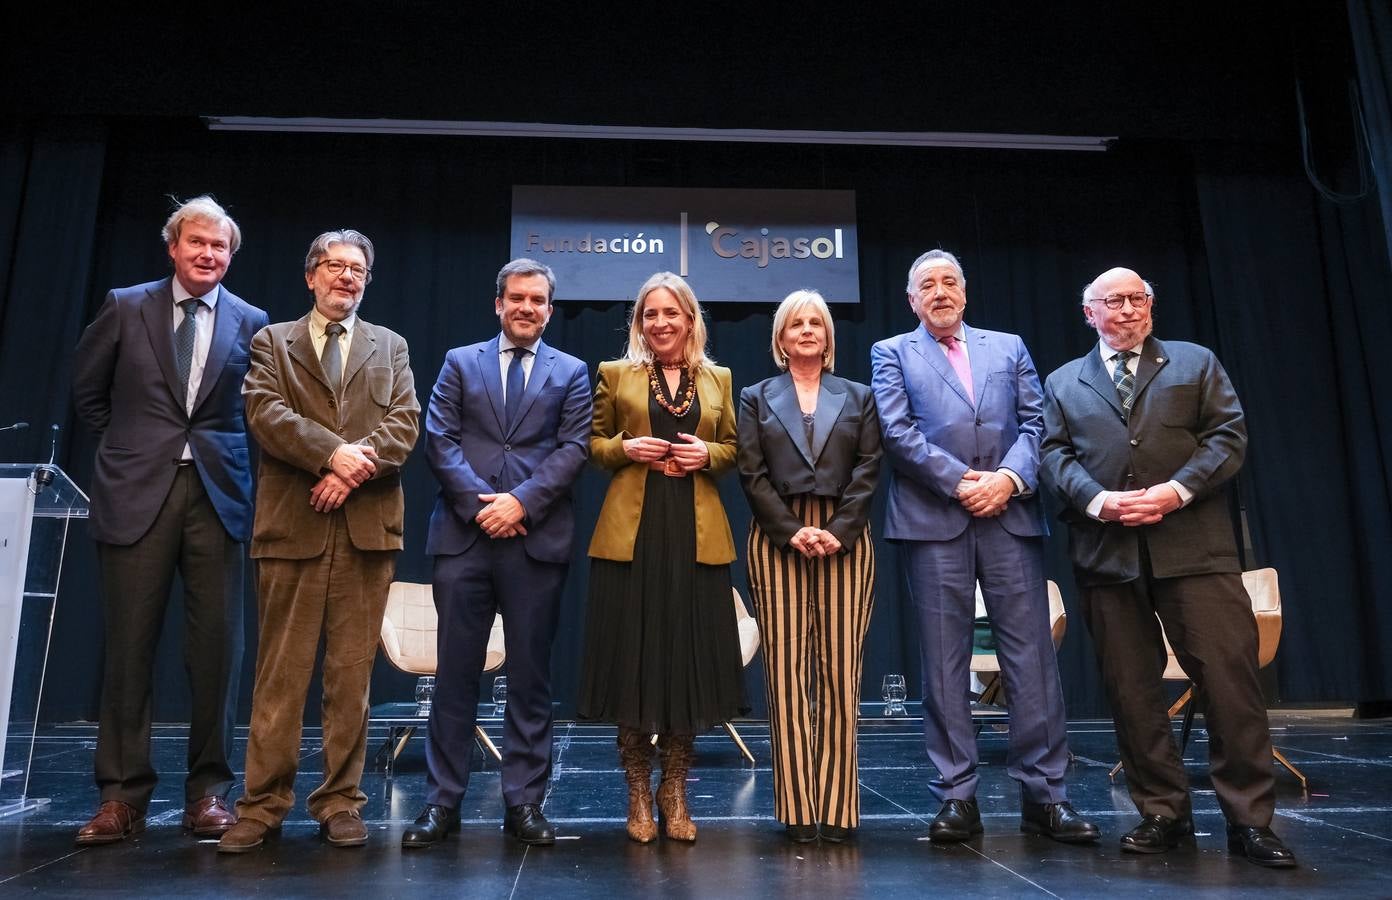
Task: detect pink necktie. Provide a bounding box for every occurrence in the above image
[941,335,974,404]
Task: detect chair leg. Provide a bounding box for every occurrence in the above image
[723,722,755,765]
[1272,747,1308,793]
[475,725,503,762]
[1178,691,1200,754]
[1113,684,1197,780]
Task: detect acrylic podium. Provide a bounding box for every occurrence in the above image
[0,464,88,816]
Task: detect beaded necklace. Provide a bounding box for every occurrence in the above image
[647,362,697,418]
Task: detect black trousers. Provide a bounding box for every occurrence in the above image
[93,465,244,812]
[1080,551,1275,827]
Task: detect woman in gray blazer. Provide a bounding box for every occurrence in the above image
[736,289,881,843]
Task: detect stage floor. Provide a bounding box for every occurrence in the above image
[0,711,1387,898]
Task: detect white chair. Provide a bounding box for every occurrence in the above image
[725,588,760,764]
[375,581,505,772]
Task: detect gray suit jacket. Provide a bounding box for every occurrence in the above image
[1040,336,1246,585]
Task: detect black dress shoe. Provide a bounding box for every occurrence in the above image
[785,824,818,843]
[503,803,556,846]
[1227,825,1297,868]
[1120,814,1194,854]
[929,799,983,843]
[819,824,852,843]
[1020,800,1101,844]
[402,804,459,849]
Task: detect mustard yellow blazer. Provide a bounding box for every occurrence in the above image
[587,359,738,565]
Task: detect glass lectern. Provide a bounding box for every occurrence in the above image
[0,464,88,816]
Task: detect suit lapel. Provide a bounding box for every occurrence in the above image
[287,314,331,391]
[341,318,376,390]
[810,376,847,463]
[139,279,185,408]
[477,336,506,435]
[909,325,973,410]
[1079,345,1123,419]
[965,324,988,409]
[1129,337,1168,406]
[191,286,244,414]
[768,374,813,465]
[507,340,553,438]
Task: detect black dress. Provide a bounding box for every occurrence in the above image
[577,369,747,734]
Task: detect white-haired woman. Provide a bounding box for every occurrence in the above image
[736,289,881,843]
[577,272,745,844]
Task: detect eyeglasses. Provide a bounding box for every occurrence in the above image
[1089,292,1151,310]
[316,259,372,281]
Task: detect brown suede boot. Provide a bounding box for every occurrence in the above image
[617,727,657,843]
[656,733,696,842]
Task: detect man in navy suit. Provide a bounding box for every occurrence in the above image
[402,258,591,848]
[871,249,1097,845]
[71,196,268,845]
[1041,266,1295,867]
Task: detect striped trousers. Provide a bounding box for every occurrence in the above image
[746,495,876,828]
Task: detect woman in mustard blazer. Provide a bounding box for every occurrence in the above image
[577,272,745,845]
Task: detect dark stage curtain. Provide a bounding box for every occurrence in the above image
[2,117,1389,727]
[1348,0,1392,267]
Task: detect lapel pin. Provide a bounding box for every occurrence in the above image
[1155,357,1164,363]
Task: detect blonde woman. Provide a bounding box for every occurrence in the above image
[736,289,881,843]
[577,272,745,844]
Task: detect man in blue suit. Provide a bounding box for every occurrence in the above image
[402,258,591,848]
[871,249,1097,844]
[71,196,268,845]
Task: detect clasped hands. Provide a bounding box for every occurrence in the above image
[623,433,708,474]
[789,526,842,558]
[954,469,1014,518]
[310,443,378,512]
[1099,484,1182,526]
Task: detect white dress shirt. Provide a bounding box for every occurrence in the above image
[498,333,540,404]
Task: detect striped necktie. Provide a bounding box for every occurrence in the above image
[1111,350,1137,419]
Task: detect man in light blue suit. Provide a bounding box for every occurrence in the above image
[871,249,1097,845]
[403,258,591,849]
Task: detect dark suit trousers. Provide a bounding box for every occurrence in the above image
[902,519,1070,804]
[94,465,243,812]
[1079,553,1276,826]
[426,537,565,809]
[236,512,396,826]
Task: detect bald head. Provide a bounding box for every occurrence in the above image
[1082,265,1154,351]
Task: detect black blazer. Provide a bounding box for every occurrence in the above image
[737,371,882,548]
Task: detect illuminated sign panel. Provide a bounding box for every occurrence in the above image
[510,186,860,303]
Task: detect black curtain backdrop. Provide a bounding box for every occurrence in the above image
[2,115,1389,727]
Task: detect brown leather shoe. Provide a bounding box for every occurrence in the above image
[217,818,275,854]
[183,796,237,837]
[75,801,145,846]
[321,810,368,847]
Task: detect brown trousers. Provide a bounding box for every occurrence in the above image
[235,512,395,826]
[1080,565,1276,827]
[746,495,875,828]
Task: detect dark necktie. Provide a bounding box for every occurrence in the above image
[1111,350,1137,419]
[504,346,529,428]
[322,322,345,393]
[175,298,201,400]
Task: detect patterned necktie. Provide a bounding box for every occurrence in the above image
[1112,350,1137,419]
[940,335,974,404]
[175,298,201,399]
[504,346,530,428]
[322,322,345,393]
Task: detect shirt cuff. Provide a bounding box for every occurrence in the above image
[998,467,1027,497]
[1086,490,1109,521]
[1168,480,1193,507]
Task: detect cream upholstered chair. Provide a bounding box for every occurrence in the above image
[377,581,505,767]
[725,587,760,765]
[1106,567,1306,791]
[969,580,1068,707]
